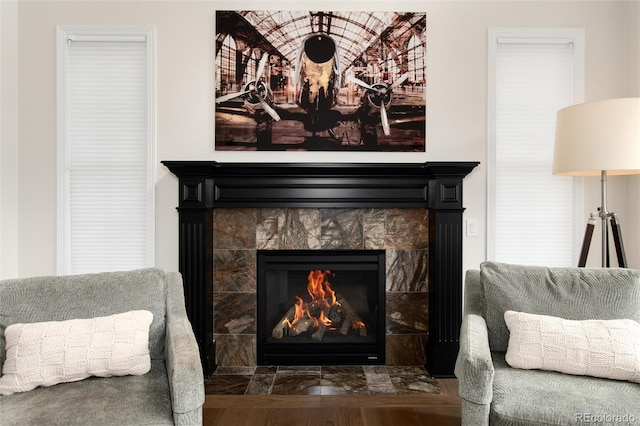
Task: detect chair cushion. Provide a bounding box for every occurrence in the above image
[0,359,173,426]
[0,310,153,395]
[480,262,640,351]
[490,353,640,426]
[0,268,167,363]
[504,310,640,383]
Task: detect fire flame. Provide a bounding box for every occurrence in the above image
[275,269,368,341]
[307,269,337,306]
[284,296,314,333]
[286,270,339,331]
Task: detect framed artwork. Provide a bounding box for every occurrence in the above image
[215,11,426,152]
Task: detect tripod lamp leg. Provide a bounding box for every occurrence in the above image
[610,214,627,268]
[578,218,596,267]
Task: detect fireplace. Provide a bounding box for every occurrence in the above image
[257,250,386,365]
[162,161,479,377]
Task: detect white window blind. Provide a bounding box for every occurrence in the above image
[57,28,155,275]
[488,29,584,267]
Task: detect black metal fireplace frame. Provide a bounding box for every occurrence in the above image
[162,161,479,377]
[256,249,386,366]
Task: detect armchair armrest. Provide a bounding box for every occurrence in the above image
[455,313,494,405]
[165,272,205,426]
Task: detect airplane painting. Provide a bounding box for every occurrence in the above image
[215,11,426,152]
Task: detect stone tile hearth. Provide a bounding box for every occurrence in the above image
[213,207,430,367]
[205,365,442,396]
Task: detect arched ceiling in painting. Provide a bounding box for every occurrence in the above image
[230,11,426,73]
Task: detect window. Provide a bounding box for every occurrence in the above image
[216,35,237,96]
[245,50,259,83]
[488,28,584,266]
[57,27,155,274]
[407,35,425,85]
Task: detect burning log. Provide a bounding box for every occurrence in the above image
[312,323,326,341]
[272,300,318,339]
[290,318,313,336]
[336,294,367,337]
[328,304,343,324]
[271,305,296,339]
[339,318,352,335]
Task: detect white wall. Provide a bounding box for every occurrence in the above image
[2,0,638,278]
[623,0,640,269]
[1,1,19,279]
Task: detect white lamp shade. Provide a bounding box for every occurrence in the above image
[553,98,640,176]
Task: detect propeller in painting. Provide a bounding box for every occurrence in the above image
[215,53,281,121]
[348,72,409,135]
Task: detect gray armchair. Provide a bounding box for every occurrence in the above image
[455,262,640,425]
[0,268,205,425]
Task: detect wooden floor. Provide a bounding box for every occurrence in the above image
[203,378,461,426]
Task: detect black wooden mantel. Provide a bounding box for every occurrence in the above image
[162,161,479,377]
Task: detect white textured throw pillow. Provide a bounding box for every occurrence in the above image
[0,310,153,395]
[504,310,640,383]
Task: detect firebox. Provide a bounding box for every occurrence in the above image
[257,250,386,365]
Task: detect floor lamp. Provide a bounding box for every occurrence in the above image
[553,98,640,268]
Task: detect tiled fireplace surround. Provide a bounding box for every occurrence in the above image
[213,207,429,366]
[163,161,478,377]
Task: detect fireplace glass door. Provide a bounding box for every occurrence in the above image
[257,250,385,365]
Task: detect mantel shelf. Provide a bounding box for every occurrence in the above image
[162,161,479,209]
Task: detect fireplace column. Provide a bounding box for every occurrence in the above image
[163,161,478,377]
[425,171,468,376]
[170,167,217,375]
